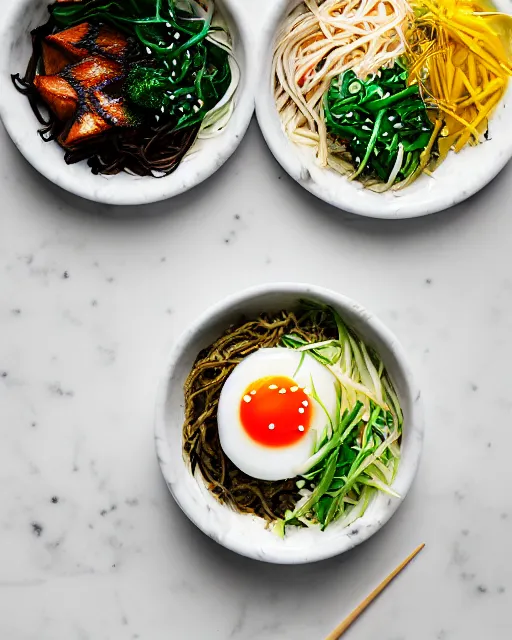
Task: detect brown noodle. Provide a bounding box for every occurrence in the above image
[183,308,337,522]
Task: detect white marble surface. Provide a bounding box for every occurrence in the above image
[1,7,512,634]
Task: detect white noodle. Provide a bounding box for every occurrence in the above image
[273,0,412,166]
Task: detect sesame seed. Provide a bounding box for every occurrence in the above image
[299,408,305,414]
[290,386,299,392]
[304,387,311,395]
[250,390,257,395]
[174,32,180,39]
[146,46,152,55]
[269,384,278,390]
[243,395,252,403]
[268,423,275,430]
[298,425,305,432]
[279,388,286,394]
[171,71,176,77]
[172,59,177,66]
[302,401,308,407]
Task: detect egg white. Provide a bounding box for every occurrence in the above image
[217,347,338,481]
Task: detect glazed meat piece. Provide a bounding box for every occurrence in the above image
[43,22,129,74]
[91,89,133,127]
[34,51,132,148]
[60,108,111,148]
[42,41,75,75]
[94,24,129,60]
[34,55,123,120]
[45,22,90,64]
[68,56,124,89]
[33,75,78,120]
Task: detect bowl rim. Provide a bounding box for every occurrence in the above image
[154,282,425,564]
[255,0,512,219]
[0,0,255,206]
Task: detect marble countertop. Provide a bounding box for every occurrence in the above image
[1,3,512,634]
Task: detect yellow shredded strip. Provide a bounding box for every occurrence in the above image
[406,0,512,158]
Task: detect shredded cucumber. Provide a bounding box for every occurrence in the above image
[276,301,403,535]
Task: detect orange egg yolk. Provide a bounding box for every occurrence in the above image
[239,375,312,447]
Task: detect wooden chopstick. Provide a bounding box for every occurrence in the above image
[324,543,425,640]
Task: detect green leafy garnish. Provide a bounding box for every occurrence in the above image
[324,64,435,189]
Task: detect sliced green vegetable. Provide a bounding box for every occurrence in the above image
[278,300,403,535]
[324,64,435,188]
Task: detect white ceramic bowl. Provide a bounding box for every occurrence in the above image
[155,283,424,564]
[256,0,512,219]
[0,0,255,205]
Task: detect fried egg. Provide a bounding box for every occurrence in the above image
[217,348,338,481]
